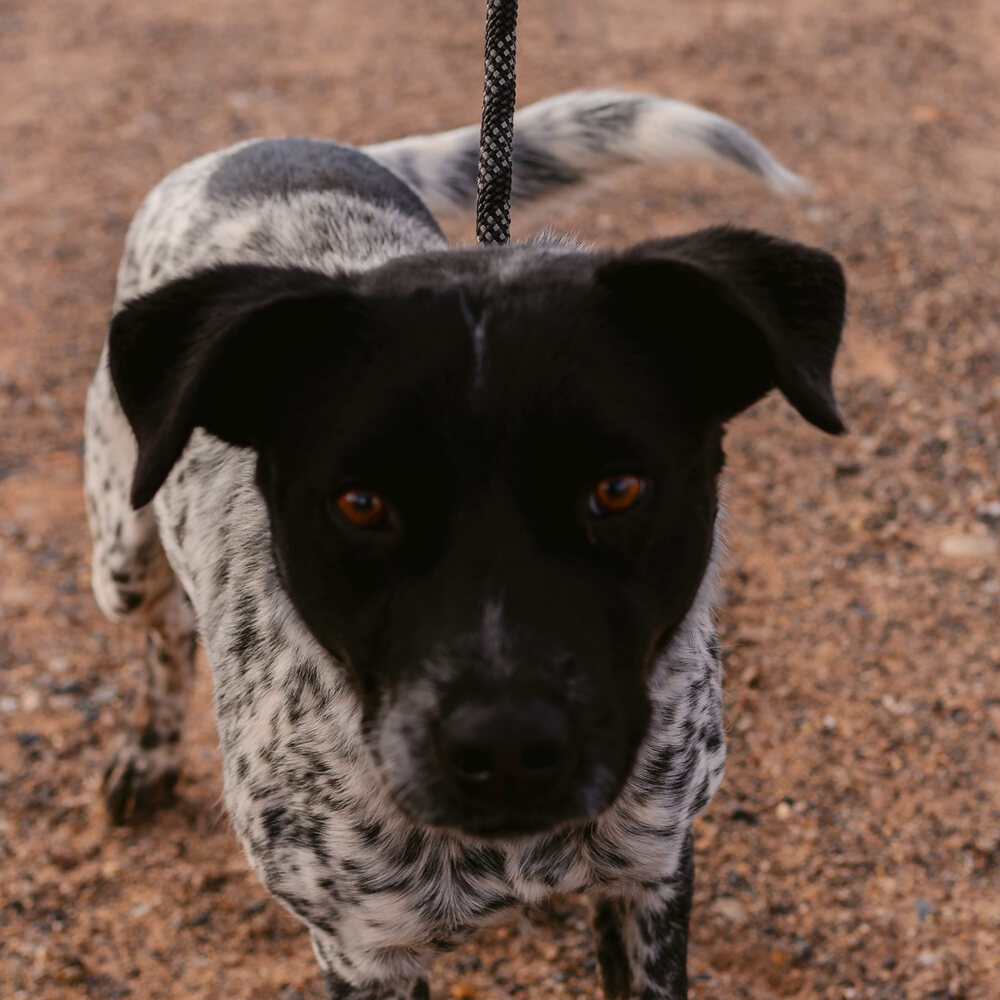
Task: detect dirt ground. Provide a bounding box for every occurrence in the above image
[1,0,998,997]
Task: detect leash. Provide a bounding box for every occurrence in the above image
[475,0,519,244]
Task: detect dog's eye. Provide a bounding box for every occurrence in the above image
[587,474,648,517]
[336,489,388,529]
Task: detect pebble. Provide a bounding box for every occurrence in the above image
[21,688,42,711]
[882,695,914,716]
[51,679,85,695]
[91,685,118,706]
[939,533,998,558]
[974,500,1000,526]
[712,897,748,924]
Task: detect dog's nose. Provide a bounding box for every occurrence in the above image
[437,700,571,803]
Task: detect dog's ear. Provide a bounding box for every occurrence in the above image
[597,226,846,432]
[108,265,359,509]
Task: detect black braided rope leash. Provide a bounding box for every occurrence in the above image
[475,0,519,244]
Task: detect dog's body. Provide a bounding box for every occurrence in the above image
[85,91,845,999]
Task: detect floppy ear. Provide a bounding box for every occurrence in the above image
[108,265,358,509]
[597,226,846,433]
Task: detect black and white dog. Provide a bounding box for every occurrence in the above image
[84,91,845,999]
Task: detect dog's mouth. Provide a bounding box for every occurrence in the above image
[381,770,620,839]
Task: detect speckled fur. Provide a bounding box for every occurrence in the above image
[81,90,805,999]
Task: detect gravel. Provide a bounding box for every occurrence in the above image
[1,0,997,997]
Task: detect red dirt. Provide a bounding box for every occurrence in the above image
[1,1,997,998]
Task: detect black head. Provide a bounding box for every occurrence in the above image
[109,227,845,835]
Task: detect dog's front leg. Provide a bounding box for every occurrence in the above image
[310,930,430,1000]
[320,972,431,1000]
[592,831,694,1000]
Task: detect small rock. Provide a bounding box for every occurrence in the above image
[882,695,914,716]
[713,897,748,924]
[834,461,862,477]
[91,685,117,706]
[939,533,998,558]
[974,500,1000,526]
[51,679,85,695]
[21,688,42,712]
[916,898,932,922]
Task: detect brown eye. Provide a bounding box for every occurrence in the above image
[588,474,647,516]
[336,490,387,529]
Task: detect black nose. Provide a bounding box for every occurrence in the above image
[437,700,571,803]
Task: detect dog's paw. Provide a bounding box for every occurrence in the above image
[102,736,181,824]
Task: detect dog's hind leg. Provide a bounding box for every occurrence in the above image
[85,353,197,823]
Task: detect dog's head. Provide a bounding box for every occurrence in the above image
[109,227,845,836]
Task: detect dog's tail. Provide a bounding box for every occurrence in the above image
[363,89,809,217]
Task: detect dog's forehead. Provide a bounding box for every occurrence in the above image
[358,243,622,389]
[350,257,653,442]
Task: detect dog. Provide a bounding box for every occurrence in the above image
[84,90,845,1000]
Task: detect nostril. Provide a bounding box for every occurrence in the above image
[522,740,561,774]
[451,744,494,782]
